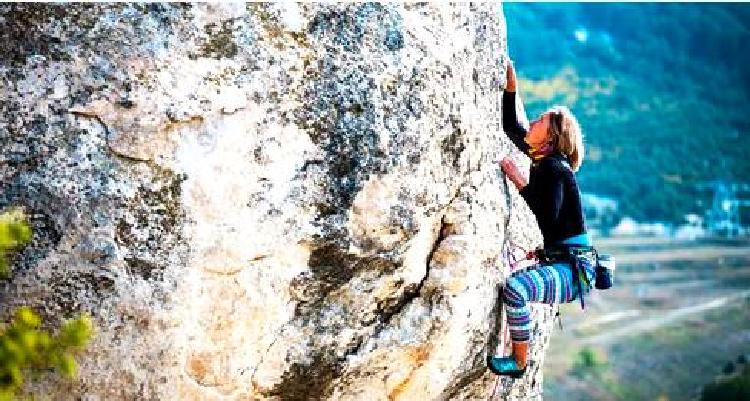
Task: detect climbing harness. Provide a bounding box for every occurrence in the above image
[537,244,598,310]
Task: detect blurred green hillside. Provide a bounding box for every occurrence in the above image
[504,3,750,223]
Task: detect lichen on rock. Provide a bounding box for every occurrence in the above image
[0,3,556,400]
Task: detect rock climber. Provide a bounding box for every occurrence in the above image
[488,58,604,378]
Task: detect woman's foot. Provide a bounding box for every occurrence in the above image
[488,341,529,378]
[488,356,526,378]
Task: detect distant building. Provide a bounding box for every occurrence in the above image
[674,213,707,240]
[611,217,671,237]
[697,182,750,238]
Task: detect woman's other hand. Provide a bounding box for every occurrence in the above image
[505,59,517,92]
[500,157,527,190]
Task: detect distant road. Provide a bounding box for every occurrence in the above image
[593,236,750,264]
[580,289,750,346]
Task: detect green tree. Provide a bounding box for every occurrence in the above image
[0,209,93,400]
[701,364,750,401]
[0,209,32,279]
[571,346,608,379]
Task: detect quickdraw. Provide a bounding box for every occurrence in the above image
[502,239,537,273]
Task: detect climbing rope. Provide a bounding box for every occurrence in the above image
[488,167,517,400]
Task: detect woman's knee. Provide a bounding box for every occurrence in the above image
[503,276,528,306]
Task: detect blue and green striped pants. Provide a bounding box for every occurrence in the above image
[503,233,596,343]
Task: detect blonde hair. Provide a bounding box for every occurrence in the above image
[546,105,584,172]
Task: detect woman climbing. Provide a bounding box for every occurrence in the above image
[488,58,601,378]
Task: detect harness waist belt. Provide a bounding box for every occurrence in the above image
[536,244,598,309]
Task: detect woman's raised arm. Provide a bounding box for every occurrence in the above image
[502,60,531,154]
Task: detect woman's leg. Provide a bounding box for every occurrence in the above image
[504,262,577,344]
[490,259,595,376]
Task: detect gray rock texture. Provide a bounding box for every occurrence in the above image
[0,3,556,400]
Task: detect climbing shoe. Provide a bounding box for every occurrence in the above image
[488,356,526,378]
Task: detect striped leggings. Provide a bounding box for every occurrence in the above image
[503,235,596,343]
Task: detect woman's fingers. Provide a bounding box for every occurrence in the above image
[505,59,516,91]
[500,157,527,189]
[502,156,514,167]
[500,158,517,174]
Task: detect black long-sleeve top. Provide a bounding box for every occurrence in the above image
[502,91,587,247]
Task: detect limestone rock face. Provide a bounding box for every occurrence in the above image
[0,3,556,400]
